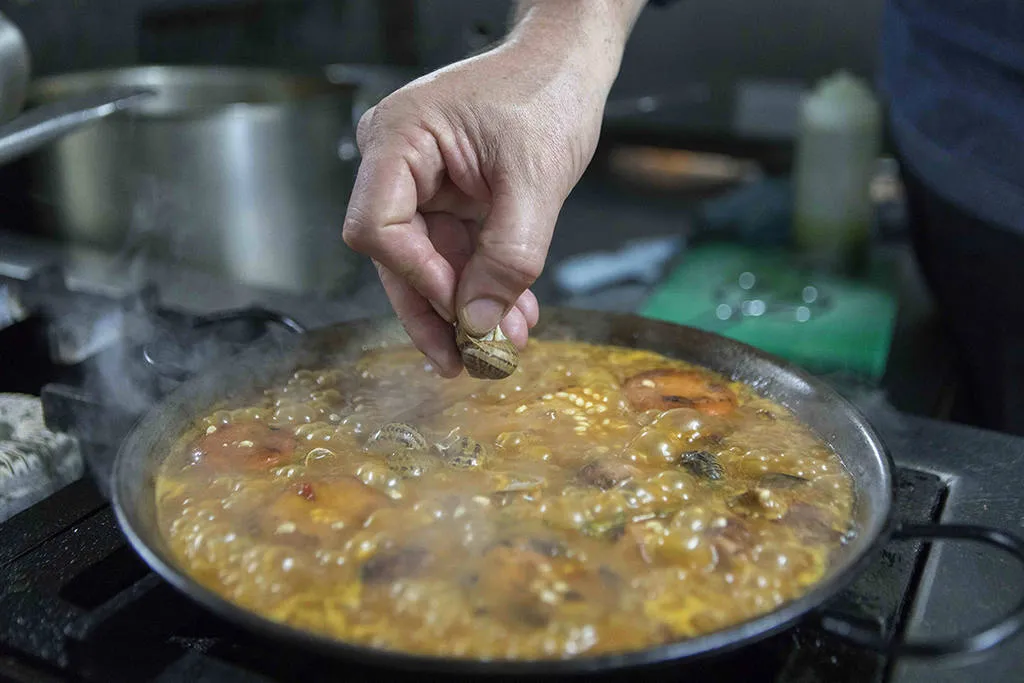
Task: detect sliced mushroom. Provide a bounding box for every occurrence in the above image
[576,458,640,490]
[707,518,754,559]
[758,472,809,489]
[493,535,568,559]
[360,546,432,584]
[729,487,787,520]
[525,537,567,558]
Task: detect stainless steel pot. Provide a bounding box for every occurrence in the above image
[0,13,156,167]
[28,66,361,295]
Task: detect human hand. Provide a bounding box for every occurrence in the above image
[343,0,643,377]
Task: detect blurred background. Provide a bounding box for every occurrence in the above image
[0,0,954,450]
[4,6,1024,683]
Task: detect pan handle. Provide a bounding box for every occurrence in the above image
[818,523,1024,658]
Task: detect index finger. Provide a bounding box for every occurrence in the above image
[342,131,457,321]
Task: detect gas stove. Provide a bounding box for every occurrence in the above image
[0,236,1023,682]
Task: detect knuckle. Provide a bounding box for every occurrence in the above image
[355,106,376,151]
[480,242,545,289]
[391,243,435,283]
[393,125,440,168]
[341,208,376,252]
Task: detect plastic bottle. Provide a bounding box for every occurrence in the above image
[792,71,881,274]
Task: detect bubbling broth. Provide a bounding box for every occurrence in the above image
[157,340,854,659]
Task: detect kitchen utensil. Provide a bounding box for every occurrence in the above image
[110,309,1024,673]
[27,66,360,295]
[0,88,153,167]
[0,12,157,168]
[0,13,154,167]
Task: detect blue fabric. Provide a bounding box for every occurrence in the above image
[881,0,1024,233]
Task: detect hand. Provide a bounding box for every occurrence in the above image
[343,1,642,377]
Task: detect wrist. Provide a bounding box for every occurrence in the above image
[508,0,643,92]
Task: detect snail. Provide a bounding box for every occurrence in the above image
[455,323,519,380]
[365,422,489,476]
[433,431,488,469]
[364,422,429,453]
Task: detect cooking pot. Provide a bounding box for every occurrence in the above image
[27,66,361,296]
[0,13,154,166]
[111,310,1024,673]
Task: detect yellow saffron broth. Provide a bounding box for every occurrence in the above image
[156,340,854,659]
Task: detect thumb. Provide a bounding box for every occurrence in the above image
[455,189,558,336]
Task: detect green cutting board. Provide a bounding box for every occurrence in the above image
[640,243,898,380]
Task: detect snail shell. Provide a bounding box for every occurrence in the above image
[433,430,488,469]
[365,422,429,453]
[366,422,437,477]
[385,450,436,478]
[455,324,519,380]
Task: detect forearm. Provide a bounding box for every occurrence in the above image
[508,0,645,90]
[512,0,646,39]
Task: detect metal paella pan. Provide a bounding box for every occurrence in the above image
[111,309,1024,674]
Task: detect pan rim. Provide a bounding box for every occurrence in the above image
[111,308,895,673]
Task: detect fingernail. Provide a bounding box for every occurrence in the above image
[460,298,505,336]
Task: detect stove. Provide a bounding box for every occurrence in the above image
[0,237,1023,682]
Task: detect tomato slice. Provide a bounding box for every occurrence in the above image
[265,477,391,539]
[624,369,737,416]
[190,422,296,473]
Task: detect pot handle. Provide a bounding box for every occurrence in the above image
[819,523,1024,658]
[140,306,307,383]
[0,87,153,166]
[192,306,307,335]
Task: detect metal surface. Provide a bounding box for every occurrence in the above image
[0,11,29,123]
[867,415,1024,682]
[820,524,1024,657]
[27,66,361,295]
[0,88,152,166]
[112,309,901,673]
